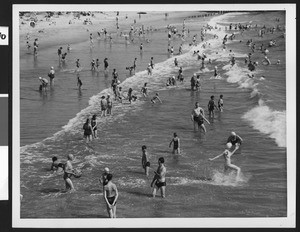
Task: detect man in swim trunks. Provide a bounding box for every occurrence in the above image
[63,154,75,192]
[48,66,55,85]
[103,173,118,218]
[191,102,210,133]
[141,145,150,176]
[151,157,166,198]
[227,131,243,150]
[169,132,180,154]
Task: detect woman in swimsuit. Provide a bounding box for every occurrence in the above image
[191,102,210,133]
[169,133,180,154]
[83,118,93,143]
[209,143,240,180]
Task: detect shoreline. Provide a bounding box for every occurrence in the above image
[19,11,221,56]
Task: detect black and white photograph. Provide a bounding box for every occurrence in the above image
[12,4,296,228]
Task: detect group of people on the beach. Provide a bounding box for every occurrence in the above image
[28,12,284,218]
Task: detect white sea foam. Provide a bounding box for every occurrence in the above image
[242,102,286,147]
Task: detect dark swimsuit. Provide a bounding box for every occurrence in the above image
[155,181,166,188]
[91,119,97,131]
[193,116,204,125]
[107,196,116,205]
[83,124,92,136]
[173,140,179,150]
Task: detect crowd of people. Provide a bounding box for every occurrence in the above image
[25,11,284,218]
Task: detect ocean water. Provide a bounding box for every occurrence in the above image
[19,11,287,218]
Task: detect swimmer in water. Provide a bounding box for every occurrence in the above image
[141,145,150,176]
[50,156,64,173]
[207,95,218,118]
[91,114,98,138]
[208,142,240,180]
[151,93,162,104]
[169,132,180,154]
[83,118,93,143]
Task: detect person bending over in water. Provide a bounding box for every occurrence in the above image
[103,173,118,218]
[151,157,166,198]
[141,83,148,97]
[191,102,210,133]
[227,131,243,150]
[169,132,180,154]
[50,156,64,173]
[141,145,150,176]
[208,142,240,180]
[151,93,162,104]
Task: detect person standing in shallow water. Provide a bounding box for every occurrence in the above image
[91,114,98,138]
[103,173,118,218]
[63,154,75,192]
[83,118,93,143]
[169,133,180,154]
[151,157,166,198]
[191,102,210,133]
[141,145,150,176]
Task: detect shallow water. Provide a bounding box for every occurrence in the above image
[20,11,287,218]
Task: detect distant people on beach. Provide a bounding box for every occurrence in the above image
[104,58,109,71]
[151,157,166,198]
[33,38,38,56]
[57,47,63,61]
[77,74,82,89]
[169,132,180,154]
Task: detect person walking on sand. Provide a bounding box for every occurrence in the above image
[63,154,76,192]
[83,118,93,143]
[169,132,180,154]
[103,174,119,218]
[91,114,98,138]
[191,102,210,133]
[208,142,241,180]
[141,145,150,176]
[100,96,108,117]
[151,157,166,198]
